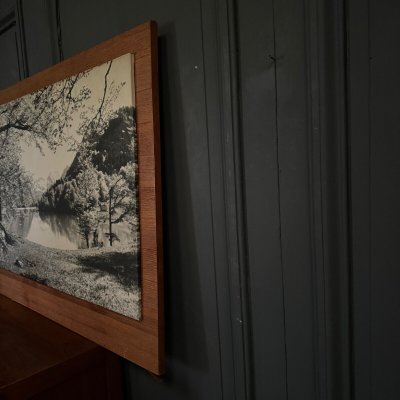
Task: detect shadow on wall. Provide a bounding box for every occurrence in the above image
[124,24,210,398]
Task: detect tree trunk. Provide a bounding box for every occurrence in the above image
[0,222,13,255]
[0,194,2,223]
[109,190,113,246]
[0,191,12,250]
[85,233,90,249]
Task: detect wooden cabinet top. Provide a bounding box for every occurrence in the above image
[0,295,122,399]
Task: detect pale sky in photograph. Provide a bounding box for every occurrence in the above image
[18,53,135,185]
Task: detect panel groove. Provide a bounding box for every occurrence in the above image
[201,0,255,398]
[221,1,253,397]
[15,0,28,78]
[271,1,289,399]
[366,2,372,398]
[346,0,372,395]
[304,0,328,398]
[198,1,225,398]
[0,1,27,88]
[306,1,351,398]
[55,0,64,61]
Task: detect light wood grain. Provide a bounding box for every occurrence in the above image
[0,21,164,375]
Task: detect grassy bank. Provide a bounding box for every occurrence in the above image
[0,234,140,319]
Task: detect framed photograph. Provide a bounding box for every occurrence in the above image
[0,22,164,374]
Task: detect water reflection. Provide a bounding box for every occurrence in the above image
[5,208,132,250]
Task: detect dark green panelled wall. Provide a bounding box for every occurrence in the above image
[0,0,351,399]
[5,1,399,400]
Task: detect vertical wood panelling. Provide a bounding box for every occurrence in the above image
[356,1,400,399]
[0,0,356,399]
[238,1,351,399]
[348,0,400,399]
[20,0,61,74]
[308,1,351,399]
[200,0,252,398]
[350,1,369,390]
[236,0,288,398]
[0,16,20,89]
[369,3,400,398]
[0,2,26,89]
[347,0,371,395]
[349,1,400,399]
[273,1,317,397]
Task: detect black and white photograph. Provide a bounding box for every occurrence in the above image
[0,54,141,320]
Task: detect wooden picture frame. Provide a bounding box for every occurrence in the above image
[0,22,164,375]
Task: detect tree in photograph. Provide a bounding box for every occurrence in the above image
[100,162,137,247]
[91,106,136,175]
[76,61,127,149]
[0,60,122,249]
[119,161,139,246]
[73,157,100,248]
[0,72,90,248]
[0,142,34,224]
[0,156,35,253]
[0,73,90,152]
[76,209,99,249]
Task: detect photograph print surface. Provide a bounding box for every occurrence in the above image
[0,54,141,319]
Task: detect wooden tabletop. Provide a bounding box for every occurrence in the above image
[0,295,121,399]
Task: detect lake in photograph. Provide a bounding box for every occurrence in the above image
[5,208,132,250]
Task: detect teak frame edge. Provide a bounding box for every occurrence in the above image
[0,21,164,375]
